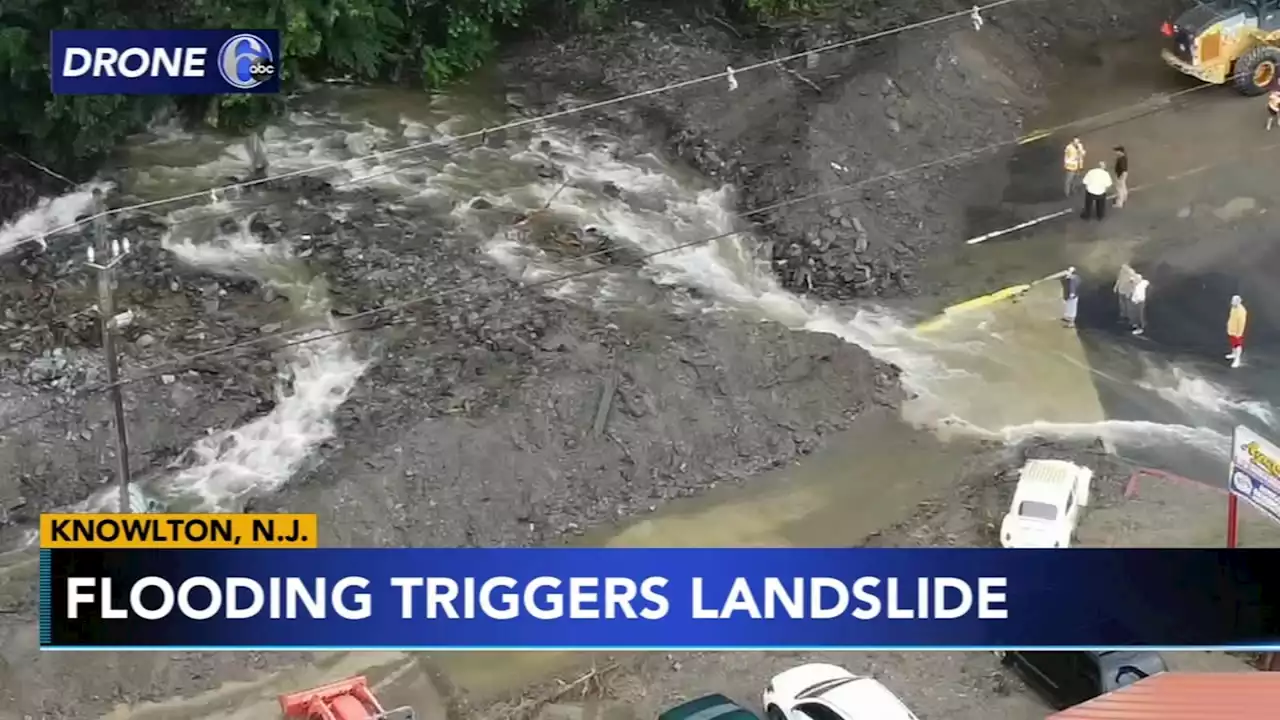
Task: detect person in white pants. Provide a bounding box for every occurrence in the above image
[1130,275,1150,335]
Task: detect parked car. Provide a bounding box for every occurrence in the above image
[996,650,1168,708]
[999,459,1092,548]
[762,663,919,720]
[659,693,760,720]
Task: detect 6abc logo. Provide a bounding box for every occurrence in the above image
[218,33,276,90]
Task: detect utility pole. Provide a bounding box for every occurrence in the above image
[85,188,133,513]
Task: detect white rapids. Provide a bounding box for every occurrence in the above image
[472,128,1277,468]
[0,180,114,255]
[1139,362,1276,429]
[3,91,1276,513]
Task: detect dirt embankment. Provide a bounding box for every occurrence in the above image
[508,0,1178,300]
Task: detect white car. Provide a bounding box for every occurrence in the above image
[762,663,920,720]
[999,459,1092,549]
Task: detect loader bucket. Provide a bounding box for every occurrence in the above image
[280,675,417,720]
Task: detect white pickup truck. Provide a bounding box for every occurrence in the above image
[999,459,1092,549]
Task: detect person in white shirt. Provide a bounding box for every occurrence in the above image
[1130,274,1150,335]
[1081,161,1113,221]
[1113,264,1136,325]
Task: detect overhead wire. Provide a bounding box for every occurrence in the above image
[0,68,1260,437]
[71,67,1271,362]
[0,143,77,188]
[4,0,1035,252]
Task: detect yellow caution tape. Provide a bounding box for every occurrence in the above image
[1017,130,1050,145]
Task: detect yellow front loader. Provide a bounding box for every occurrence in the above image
[1161,0,1280,95]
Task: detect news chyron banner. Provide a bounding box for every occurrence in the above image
[40,513,315,647]
[50,30,280,95]
[38,520,1280,650]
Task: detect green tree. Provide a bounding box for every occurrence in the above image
[0,0,173,173]
[5,0,804,178]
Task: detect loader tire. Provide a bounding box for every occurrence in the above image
[1233,45,1280,95]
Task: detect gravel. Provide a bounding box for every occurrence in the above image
[507,0,1177,299]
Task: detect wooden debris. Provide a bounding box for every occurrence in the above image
[592,373,618,438]
[542,180,571,210]
[778,64,821,93]
[497,662,620,720]
[710,16,742,38]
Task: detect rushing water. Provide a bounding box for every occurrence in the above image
[1,84,1276,517]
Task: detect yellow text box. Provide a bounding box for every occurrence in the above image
[40,514,318,549]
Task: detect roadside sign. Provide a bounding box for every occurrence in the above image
[1229,425,1280,527]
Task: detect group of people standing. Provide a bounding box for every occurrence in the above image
[1059,265,1248,369]
[1063,138,1128,220]
[1057,265,1147,335]
[1057,136,1249,366]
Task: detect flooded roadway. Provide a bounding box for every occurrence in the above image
[912,33,1280,484]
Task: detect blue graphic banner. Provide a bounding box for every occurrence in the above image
[41,548,1280,650]
[50,30,280,95]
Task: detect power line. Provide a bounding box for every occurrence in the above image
[5,0,1033,251]
[0,143,77,188]
[81,69,1257,363]
[0,72,1254,436]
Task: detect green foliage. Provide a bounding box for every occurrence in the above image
[0,1,173,172]
[742,0,818,19]
[0,0,750,176]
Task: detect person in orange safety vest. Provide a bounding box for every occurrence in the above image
[1063,138,1086,197]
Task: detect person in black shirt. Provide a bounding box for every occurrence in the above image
[1113,146,1128,208]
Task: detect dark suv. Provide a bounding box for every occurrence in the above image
[659,694,760,720]
[997,650,1168,709]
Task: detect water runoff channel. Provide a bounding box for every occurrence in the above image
[0,84,1275,555]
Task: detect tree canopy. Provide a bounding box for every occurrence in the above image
[0,0,806,177]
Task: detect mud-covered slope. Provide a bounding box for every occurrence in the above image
[0,174,899,525]
[0,176,900,716]
[253,307,900,546]
[508,0,1178,300]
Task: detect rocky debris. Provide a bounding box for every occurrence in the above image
[506,1,1172,300]
[249,305,901,546]
[1,167,899,531]
[512,212,647,267]
[15,347,100,391]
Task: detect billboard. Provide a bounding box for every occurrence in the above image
[1230,425,1280,527]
